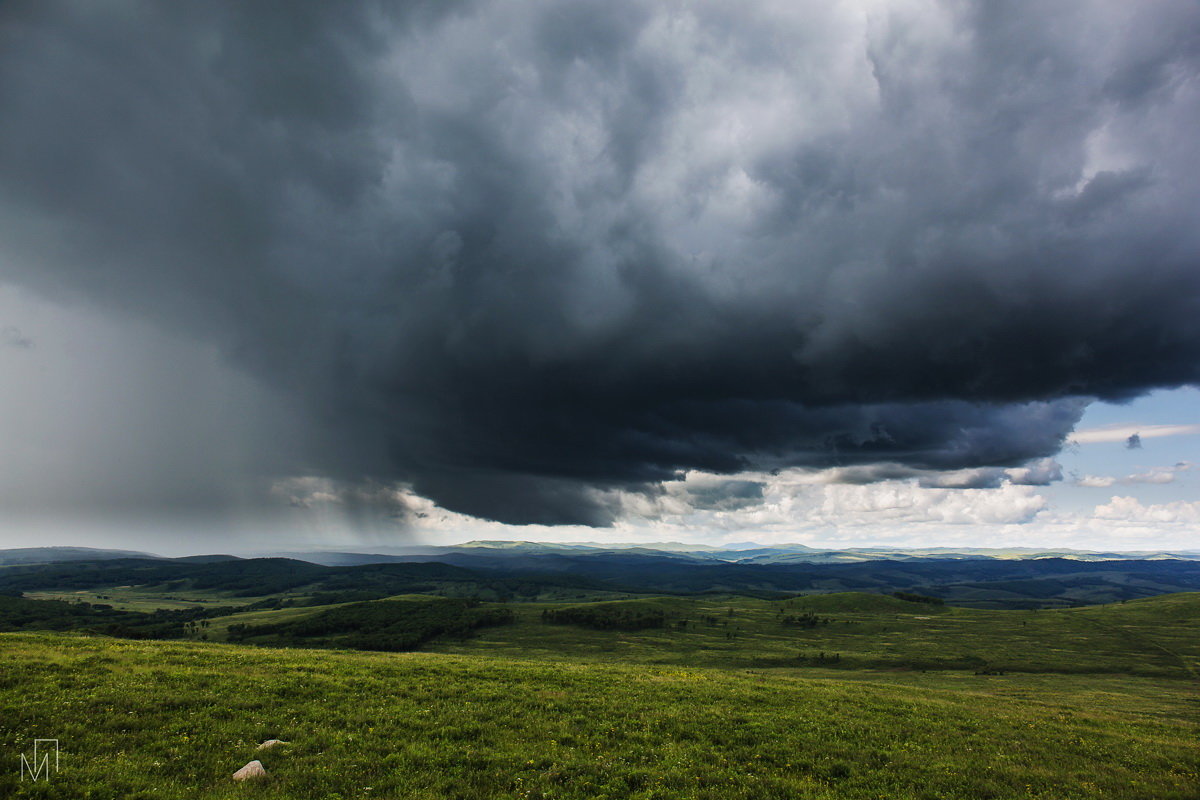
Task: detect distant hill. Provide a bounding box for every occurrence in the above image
[272,551,428,567]
[3,550,1199,609]
[563,541,731,552]
[433,541,1200,564]
[0,546,160,566]
[255,541,1200,567]
[171,554,243,563]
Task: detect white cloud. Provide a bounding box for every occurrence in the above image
[1004,458,1064,486]
[813,482,1047,526]
[1076,474,1116,488]
[591,469,1050,533]
[1074,461,1193,487]
[1070,423,1200,444]
[1093,496,1200,525]
[1124,468,1179,485]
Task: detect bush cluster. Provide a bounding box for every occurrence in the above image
[541,602,666,631]
[228,598,514,651]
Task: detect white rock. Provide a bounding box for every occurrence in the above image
[256,739,287,750]
[232,760,268,781]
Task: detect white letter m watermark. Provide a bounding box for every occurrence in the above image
[20,739,59,782]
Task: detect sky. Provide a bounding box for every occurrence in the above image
[0,1,1198,555]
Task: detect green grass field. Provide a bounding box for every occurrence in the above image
[2,592,1197,799]
[1,632,1197,800]
[414,592,1200,677]
[23,587,259,612]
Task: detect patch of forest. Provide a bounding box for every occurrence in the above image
[226,598,515,651]
[541,600,667,630]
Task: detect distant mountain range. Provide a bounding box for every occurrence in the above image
[4,541,1197,570]
[0,546,161,566]
[261,540,1200,567]
[4,542,1195,573]
[3,546,1200,609]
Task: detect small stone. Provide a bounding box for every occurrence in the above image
[256,739,287,750]
[232,760,268,781]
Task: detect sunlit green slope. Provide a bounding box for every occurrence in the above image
[1,632,1197,800]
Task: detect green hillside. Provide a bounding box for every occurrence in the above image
[6,553,1200,610]
[3,591,1197,798]
[1,632,1196,800]
[420,592,1200,677]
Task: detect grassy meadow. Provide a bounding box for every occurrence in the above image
[23,587,258,612]
[419,593,1200,677]
[1,591,1198,798]
[1,629,1197,800]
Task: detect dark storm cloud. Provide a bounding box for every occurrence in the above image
[1,1,1198,525]
[1,325,32,349]
[1126,433,1143,450]
[684,480,765,512]
[270,476,418,529]
[818,456,1062,490]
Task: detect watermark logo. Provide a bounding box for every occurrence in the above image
[20,739,59,782]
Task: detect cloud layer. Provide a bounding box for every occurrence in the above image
[1,1,1199,525]
[1071,423,1200,445]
